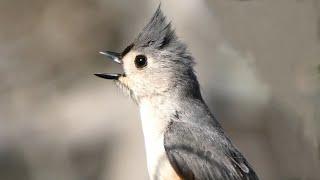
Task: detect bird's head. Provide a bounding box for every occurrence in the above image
[95,6,200,103]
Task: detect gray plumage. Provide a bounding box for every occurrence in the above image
[136,7,259,179]
[97,5,259,180]
[164,99,259,180]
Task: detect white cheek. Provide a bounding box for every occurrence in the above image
[122,51,138,75]
[122,51,170,99]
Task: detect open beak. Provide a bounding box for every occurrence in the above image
[95,51,123,80]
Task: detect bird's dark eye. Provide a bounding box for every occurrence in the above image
[134,55,148,69]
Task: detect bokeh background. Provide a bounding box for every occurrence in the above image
[0,0,319,179]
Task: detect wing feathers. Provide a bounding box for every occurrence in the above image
[164,121,259,180]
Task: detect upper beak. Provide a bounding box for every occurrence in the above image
[99,51,122,64]
[95,51,122,80]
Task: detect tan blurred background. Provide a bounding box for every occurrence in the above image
[0,0,319,179]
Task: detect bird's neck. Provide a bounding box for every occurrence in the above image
[138,94,178,143]
[138,93,206,139]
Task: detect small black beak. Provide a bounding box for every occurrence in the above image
[94,73,121,80]
[99,51,122,64]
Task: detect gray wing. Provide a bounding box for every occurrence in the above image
[164,120,259,180]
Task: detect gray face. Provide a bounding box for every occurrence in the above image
[95,6,200,102]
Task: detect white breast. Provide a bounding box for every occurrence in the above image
[139,100,176,180]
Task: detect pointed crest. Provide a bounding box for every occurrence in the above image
[134,5,176,50]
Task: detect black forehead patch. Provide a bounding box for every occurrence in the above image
[121,43,134,57]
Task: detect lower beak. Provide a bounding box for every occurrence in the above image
[94,73,121,80]
[95,51,123,80]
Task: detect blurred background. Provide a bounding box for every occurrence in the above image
[0,0,319,179]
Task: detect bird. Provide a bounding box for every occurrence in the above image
[95,5,259,180]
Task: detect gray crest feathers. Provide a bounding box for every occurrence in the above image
[134,6,177,50]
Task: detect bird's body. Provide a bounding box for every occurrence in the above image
[95,6,259,180]
[139,93,257,180]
